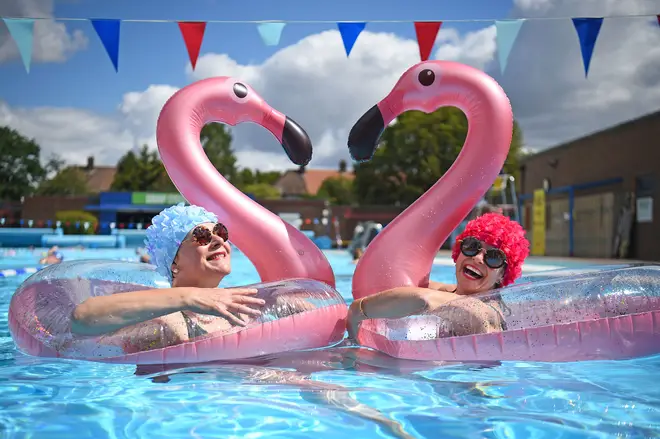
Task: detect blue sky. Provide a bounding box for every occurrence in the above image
[1,0,513,113]
[1,0,658,171]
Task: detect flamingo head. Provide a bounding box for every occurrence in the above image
[347,60,477,162]
[206,77,313,166]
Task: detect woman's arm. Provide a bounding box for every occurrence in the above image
[346,287,461,339]
[71,288,192,336]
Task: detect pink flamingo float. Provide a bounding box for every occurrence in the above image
[348,60,660,362]
[8,78,347,364]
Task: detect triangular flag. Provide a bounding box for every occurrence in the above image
[91,19,121,72]
[337,22,366,57]
[572,17,603,78]
[257,22,286,46]
[495,19,525,74]
[414,22,442,61]
[3,18,35,73]
[178,22,207,70]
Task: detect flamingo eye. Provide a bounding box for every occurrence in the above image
[233,83,248,98]
[418,69,435,86]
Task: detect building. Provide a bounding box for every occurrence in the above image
[274,167,355,198]
[76,156,117,193]
[519,110,660,261]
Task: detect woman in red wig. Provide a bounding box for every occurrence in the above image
[347,213,530,340]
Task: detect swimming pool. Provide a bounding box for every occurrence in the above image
[0,248,658,438]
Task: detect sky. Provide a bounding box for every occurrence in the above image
[0,0,659,173]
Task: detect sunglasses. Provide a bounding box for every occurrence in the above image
[190,223,229,246]
[459,236,507,269]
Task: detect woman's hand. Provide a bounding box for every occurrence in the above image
[184,287,266,326]
[346,300,366,341]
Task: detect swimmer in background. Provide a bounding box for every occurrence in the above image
[347,213,530,339]
[39,246,64,265]
[352,246,363,263]
[71,203,309,351]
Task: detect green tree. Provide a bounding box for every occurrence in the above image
[36,166,90,196]
[243,183,281,199]
[201,123,238,183]
[235,168,281,190]
[111,145,175,191]
[254,170,281,185]
[353,108,524,206]
[56,210,98,235]
[0,126,46,201]
[317,176,355,205]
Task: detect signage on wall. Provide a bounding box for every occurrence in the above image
[636,197,653,223]
[131,192,186,205]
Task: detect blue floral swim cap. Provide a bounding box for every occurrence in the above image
[144,202,218,282]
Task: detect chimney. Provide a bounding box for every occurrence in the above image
[86,156,94,170]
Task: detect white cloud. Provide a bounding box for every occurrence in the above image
[0,0,88,64]
[2,0,659,174]
[499,0,660,149]
[0,100,133,165]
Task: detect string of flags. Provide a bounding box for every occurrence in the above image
[1,15,659,77]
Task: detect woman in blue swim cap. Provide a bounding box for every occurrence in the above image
[71,203,266,350]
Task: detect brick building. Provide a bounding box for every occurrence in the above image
[519,110,660,261]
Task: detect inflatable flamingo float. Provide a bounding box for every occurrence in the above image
[347,60,660,362]
[157,77,335,287]
[8,78,348,364]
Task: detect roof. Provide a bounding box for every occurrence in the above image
[75,166,117,193]
[274,169,355,196]
[303,169,354,194]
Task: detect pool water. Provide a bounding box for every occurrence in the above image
[0,248,659,438]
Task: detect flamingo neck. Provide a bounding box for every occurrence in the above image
[158,98,334,286]
[353,87,512,299]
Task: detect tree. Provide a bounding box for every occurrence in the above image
[201,123,238,184]
[36,166,90,196]
[243,183,281,199]
[338,159,348,173]
[254,170,281,185]
[0,126,46,201]
[317,177,355,205]
[353,108,524,206]
[111,145,174,192]
[235,168,281,190]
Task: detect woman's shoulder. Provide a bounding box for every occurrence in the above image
[427,281,456,292]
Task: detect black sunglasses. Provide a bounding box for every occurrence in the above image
[460,236,507,269]
[190,223,229,246]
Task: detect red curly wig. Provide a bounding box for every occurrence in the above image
[451,213,530,287]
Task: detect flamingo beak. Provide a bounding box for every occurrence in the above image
[281,116,313,166]
[347,105,385,162]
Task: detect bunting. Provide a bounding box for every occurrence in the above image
[257,22,286,46]
[337,22,366,57]
[2,18,34,73]
[2,14,659,77]
[572,17,603,78]
[414,21,442,61]
[178,21,207,70]
[495,19,525,74]
[91,19,121,72]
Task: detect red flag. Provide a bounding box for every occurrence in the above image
[414,22,442,61]
[178,21,207,70]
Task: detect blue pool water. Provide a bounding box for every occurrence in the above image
[0,248,659,438]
